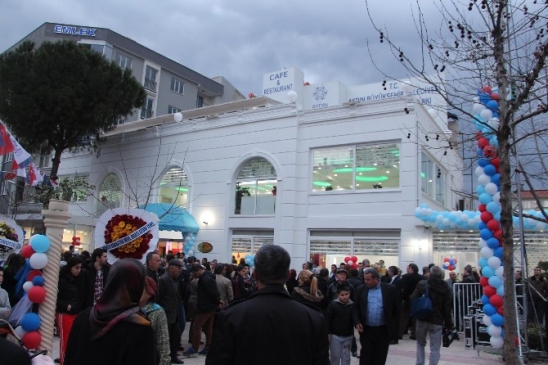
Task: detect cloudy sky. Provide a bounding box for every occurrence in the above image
[0,0,439,96]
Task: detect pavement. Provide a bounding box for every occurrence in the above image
[48,327,513,365]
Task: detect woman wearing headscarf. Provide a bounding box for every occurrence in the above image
[64,258,156,365]
[291,270,325,311]
[140,277,171,365]
[56,257,85,365]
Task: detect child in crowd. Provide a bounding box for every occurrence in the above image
[325,285,354,365]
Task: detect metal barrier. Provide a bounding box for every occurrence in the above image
[452,283,482,332]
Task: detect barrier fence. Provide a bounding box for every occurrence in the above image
[452,282,482,332]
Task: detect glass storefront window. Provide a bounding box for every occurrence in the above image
[159,167,189,208]
[312,143,400,192]
[231,233,273,265]
[97,174,122,215]
[421,151,446,205]
[234,158,277,215]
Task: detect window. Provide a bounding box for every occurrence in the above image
[58,175,90,202]
[79,43,113,60]
[0,181,7,196]
[234,158,277,215]
[311,142,400,192]
[144,66,158,92]
[168,105,182,114]
[5,152,13,162]
[159,167,189,208]
[38,154,50,168]
[421,151,446,205]
[117,53,133,70]
[141,97,154,119]
[196,96,204,108]
[231,230,274,261]
[97,174,122,215]
[171,78,184,95]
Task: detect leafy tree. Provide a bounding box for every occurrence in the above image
[0,40,146,179]
[365,0,547,362]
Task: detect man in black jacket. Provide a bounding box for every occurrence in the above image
[410,266,453,365]
[183,265,221,357]
[206,245,329,365]
[85,248,109,308]
[158,259,184,364]
[399,263,424,339]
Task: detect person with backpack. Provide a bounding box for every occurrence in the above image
[410,266,453,365]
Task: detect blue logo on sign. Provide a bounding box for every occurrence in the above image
[54,25,97,37]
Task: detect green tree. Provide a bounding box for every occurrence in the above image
[0,40,146,179]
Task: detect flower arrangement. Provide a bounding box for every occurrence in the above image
[0,221,19,257]
[104,214,153,259]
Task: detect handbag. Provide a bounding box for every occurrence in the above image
[443,327,459,347]
[411,282,434,320]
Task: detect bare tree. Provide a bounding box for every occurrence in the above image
[365,0,547,362]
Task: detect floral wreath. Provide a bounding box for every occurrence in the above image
[0,218,24,257]
[95,208,159,263]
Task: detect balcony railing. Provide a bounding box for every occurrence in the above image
[141,108,154,119]
[144,78,157,92]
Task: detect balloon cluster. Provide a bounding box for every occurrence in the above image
[182,232,197,257]
[17,234,51,349]
[344,256,359,269]
[244,254,255,268]
[474,87,505,349]
[442,257,457,271]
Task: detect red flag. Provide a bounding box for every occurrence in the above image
[0,123,15,155]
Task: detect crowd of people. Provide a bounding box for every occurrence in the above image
[0,245,530,365]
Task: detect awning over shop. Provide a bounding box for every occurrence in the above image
[141,203,199,234]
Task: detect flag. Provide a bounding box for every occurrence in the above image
[8,134,33,168]
[0,122,15,156]
[28,164,44,186]
[11,160,26,179]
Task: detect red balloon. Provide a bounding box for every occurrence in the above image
[478,138,489,148]
[351,264,358,269]
[484,286,496,297]
[475,131,484,141]
[487,219,500,231]
[491,93,500,101]
[26,270,42,282]
[344,256,350,263]
[21,245,35,259]
[22,331,42,349]
[480,276,489,287]
[491,157,500,168]
[494,230,503,240]
[448,265,455,271]
[490,294,503,307]
[28,286,46,304]
[443,257,450,263]
[484,146,498,158]
[351,256,358,263]
[482,86,493,93]
[480,212,493,223]
[478,204,486,212]
[497,306,504,315]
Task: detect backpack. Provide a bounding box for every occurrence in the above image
[411,282,434,320]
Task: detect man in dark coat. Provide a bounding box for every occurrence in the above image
[84,248,109,308]
[410,266,453,365]
[206,245,329,365]
[353,268,401,365]
[145,251,163,283]
[157,259,184,364]
[399,263,424,339]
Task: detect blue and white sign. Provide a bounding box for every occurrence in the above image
[54,25,97,37]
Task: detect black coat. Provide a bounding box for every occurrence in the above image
[325,299,355,337]
[400,272,424,308]
[157,272,181,324]
[206,285,329,365]
[410,278,453,328]
[352,282,401,339]
[56,272,86,315]
[197,271,221,313]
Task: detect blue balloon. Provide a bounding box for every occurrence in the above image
[30,235,50,253]
[479,257,488,268]
[491,313,504,327]
[480,228,493,240]
[478,158,490,167]
[494,247,504,259]
[491,173,500,186]
[476,185,486,195]
[477,148,484,157]
[483,303,496,316]
[449,259,455,265]
[496,285,505,296]
[21,313,41,331]
[478,222,487,230]
[483,164,496,176]
[482,266,495,278]
[32,276,45,286]
[486,100,499,111]
[479,92,491,105]
[479,193,493,205]
[486,201,501,214]
[487,238,499,249]
[488,276,502,288]
[481,295,490,305]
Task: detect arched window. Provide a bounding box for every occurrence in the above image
[159,167,189,208]
[97,174,122,215]
[234,158,277,215]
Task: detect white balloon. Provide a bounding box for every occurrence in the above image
[473,96,480,102]
[485,183,498,195]
[14,326,27,338]
[482,314,492,326]
[488,117,500,130]
[478,174,491,186]
[490,336,504,348]
[473,103,486,113]
[474,166,485,177]
[493,192,501,202]
[29,253,48,269]
[479,239,488,249]
[495,266,504,278]
[488,324,503,337]
[23,281,34,292]
[480,247,494,259]
[488,256,502,269]
[348,260,354,266]
[173,112,183,123]
[480,108,493,121]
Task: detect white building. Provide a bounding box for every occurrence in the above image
[56,67,464,270]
